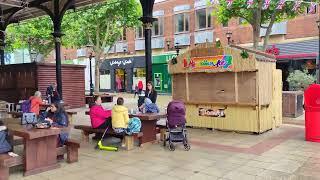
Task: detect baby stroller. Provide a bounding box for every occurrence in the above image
[164,100,190,151]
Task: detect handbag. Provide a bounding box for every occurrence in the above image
[21,113,37,125]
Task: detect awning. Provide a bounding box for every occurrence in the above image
[267,39,318,61]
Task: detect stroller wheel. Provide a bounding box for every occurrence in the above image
[184,144,191,151]
[169,143,175,151]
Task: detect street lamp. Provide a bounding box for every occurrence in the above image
[226,31,232,45]
[30,50,37,62]
[174,42,181,56]
[123,44,128,55]
[166,41,181,56]
[316,19,320,84]
[170,43,182,65]
[86,44,95,96]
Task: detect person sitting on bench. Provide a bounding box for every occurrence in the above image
[0,120,12,154]
[90,96,112,138]
[112,97,129,147]
[29,91,43,116]
[42,102,69,147]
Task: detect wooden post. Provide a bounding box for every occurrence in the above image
[125,136,134,151]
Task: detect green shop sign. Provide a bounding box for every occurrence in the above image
[152,53,176,64]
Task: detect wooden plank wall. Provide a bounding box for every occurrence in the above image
[37,64,86,108]
[186,104,259,132]
[0,63,37,103]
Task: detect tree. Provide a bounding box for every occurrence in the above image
[6,16,55,61]
[63,0,142,92]
[212,0,311,50]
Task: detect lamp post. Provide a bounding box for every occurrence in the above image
[123,44,128,55]
[174,42,181,56]
[166,41,181,56]
[139,0,156,83]
[86,44,95,96]
[226,31,232,45]
[30,50,37,62]
[317,20,320,84]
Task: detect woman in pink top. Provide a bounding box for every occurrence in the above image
[89,96,112,129]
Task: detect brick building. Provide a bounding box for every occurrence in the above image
[46,0,320,91]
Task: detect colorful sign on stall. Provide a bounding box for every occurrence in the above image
[183,55,233,70]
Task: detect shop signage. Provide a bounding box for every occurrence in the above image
[199,108,225,118]
[110,59,133,67]
[183,55,233,70]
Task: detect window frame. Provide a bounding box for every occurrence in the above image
[195,8,212,30]
[118,28,127,42]
[174,12,190,34]
[152,16,164,37]
[135,26,144,40]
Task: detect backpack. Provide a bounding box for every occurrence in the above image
[126,117,141,135]
[21,113,37,125]
[21,100,31,113]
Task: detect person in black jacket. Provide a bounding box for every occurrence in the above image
[145,81,157,103]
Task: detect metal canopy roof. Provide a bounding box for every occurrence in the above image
[0,0,104,24]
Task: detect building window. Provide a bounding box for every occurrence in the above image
[175,13,190,33]
[153,17,164,36]
[136,26,144,39]
[119,28,127,41]
[196,8,212,30]
[133,68,146,90]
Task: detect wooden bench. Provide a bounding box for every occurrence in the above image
[11,138,80,164]
[74,125,143,150]
[57,139,80,163]
[0,139,79,180]
[0,154,23,180]
[66,111,77,124]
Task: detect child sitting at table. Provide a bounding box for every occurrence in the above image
[139,98,159,113]
[112,97,129,146]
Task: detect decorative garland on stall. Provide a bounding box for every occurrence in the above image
[210,0,318,13]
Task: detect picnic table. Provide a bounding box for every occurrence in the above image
[84,111,166,144]
[6,123,61,176]
[129,113,167,144]
[85,94,115,105]
[7,111,77,124]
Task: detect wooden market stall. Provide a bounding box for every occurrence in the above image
[0,63,86,108]
[169,44,282,133]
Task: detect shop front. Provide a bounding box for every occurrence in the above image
[152,53,176,94]
[100,56,145,92]
[266,39,318,91]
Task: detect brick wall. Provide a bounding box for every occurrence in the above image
[45,0,320,60]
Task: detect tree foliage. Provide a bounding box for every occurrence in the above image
[5,0,141,91]
[63,0,141,91]
[212,0,312,49]
[287,69,315,91]
[6,16,54,59]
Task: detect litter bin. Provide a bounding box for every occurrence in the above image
[305,84,320,142]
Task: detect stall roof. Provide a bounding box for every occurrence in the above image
[1,0,105,23]
[267,39,318,60]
